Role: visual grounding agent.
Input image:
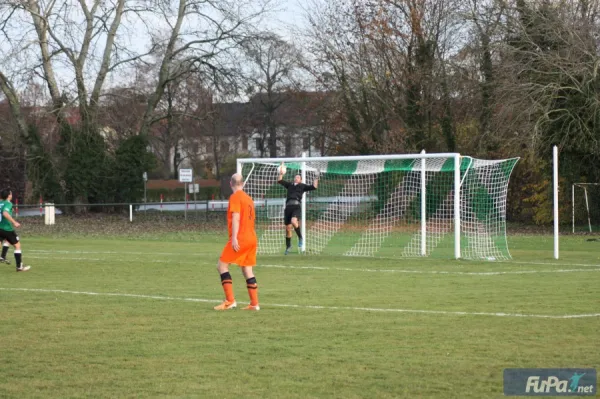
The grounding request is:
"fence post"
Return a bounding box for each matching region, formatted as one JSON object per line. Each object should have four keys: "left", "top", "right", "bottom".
{"left": 553, "top": 145, "right": 559, "bottom": 259}
{"left": 39, "top": 196, "right": 43, "bottom": 216}
{"left": 44, "top": 203, "right": 56, "bottom": 225}
{"left": 129, "top": 204, "right": 133, "bottom": 222}
{"left": 160, "top": 193, "right": 163, "bottom": 212}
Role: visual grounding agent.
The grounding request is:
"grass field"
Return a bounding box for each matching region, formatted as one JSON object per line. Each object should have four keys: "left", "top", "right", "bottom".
{"left": 1, "top": 226, "right": 599, "bottom": 398}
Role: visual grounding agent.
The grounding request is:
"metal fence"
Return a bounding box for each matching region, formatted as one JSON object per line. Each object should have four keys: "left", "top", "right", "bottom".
{"left": 14, "top": 200, "right": 229, "bottom": 222}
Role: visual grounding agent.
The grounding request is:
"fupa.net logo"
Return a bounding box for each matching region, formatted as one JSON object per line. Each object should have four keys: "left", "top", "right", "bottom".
{"left": 526, "top": 372, "right": 593, "bottom": 394}
{"left": 504, "top": 368, "right": 597, "bottom": 396}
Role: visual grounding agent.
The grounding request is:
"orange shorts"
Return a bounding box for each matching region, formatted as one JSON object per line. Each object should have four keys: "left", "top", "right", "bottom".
{"left": 219, "top": 239, "right": 257, "bottom": 267}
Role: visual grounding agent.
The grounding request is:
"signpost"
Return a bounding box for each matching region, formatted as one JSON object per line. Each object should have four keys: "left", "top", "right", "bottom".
{"left": 189, "top": 183, "right": 199, "bottom": 214}
{"left": 143, "top": 172, "right": 148, "bottom": 212}
{"left": 179, "top": 169, "right": 193, "bottom": 220}
{"left": 179, "top": 169, "right": 193, "bottom": 182}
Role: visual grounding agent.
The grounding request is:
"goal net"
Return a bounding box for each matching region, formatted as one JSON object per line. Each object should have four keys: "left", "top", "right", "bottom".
{"left": 572, "top": 183, "right": 600, "bottom": 233}
{"left": 238, "top": 153, "right": 519, "bottom": 260}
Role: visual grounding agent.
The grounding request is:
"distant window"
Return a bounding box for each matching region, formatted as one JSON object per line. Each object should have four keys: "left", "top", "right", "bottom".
{"left": 255, "top": 138, "right": 263, "bottom": 151}
{"left": 303, "top": 136, "right": 310, "bottom": 150}
{"left": 242, "top": 135, "right": 248, "bottom": 151}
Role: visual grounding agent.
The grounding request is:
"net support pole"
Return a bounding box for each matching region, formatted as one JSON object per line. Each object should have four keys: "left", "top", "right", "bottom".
{"left": 236, "top": 160, "right": 242, "bottom": 175}
{"left": 301, "top": 152, "right": 307, "bottom": 252}
{"left": 584, "top": 187, "right": 592, "bottom": 232}
{"left": 572, "top": 184, "right": 575, "bottom": 234}
{"left": 454, "top": 154, "right": 461, "bottom": 259}
{"left": 553, "top": 145, "right": 559, "bottom": 259}
{"left": 420, "top": 150, "right": 426, "bottom": 256}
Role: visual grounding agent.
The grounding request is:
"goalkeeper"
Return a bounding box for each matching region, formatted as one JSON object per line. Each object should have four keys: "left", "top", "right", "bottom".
{"left": 277, "top": 163, "right": 318, "bottom": 254}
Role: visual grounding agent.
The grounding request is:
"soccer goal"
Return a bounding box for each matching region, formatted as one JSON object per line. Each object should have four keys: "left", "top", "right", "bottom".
{"left": 238, "top": 153, "right": 519, "bottom": 260}
{"left": 572, "top": 183, "right": 600, "bottom": 233}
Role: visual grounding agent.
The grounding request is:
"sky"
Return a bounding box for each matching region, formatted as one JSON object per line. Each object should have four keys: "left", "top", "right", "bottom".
{"left": 264, "top": 0, "right": 312, "bottom": 42}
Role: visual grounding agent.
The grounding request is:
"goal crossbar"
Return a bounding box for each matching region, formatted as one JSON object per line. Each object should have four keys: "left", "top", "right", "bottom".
{"left": 237, "top": 153, "right": 462, "bottom": 166}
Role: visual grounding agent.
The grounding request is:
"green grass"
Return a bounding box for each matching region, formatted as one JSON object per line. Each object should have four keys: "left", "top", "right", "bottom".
{"left": 0, "top": 229, "right": 599, "bottom": 398}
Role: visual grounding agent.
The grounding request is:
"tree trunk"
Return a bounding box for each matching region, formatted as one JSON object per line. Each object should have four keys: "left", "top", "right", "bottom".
{"left": 139, "top": 0, "right": 186, "bottom": 136}
{"left": 0, "top": 72, "right": 31, "bottom": 145}
{"left": 268, "top": 123, "right": 277, "bottom": 157}
{"left": 26, "top": 0, "right": 67, "bottom": 124}
{"left": 479, "top": 34, "right": 495, "bottom": 152}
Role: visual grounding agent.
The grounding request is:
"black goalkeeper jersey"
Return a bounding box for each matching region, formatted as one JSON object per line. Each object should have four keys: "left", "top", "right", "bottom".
{"left": 278, "top": 180, "right": 316, "bottom": 204}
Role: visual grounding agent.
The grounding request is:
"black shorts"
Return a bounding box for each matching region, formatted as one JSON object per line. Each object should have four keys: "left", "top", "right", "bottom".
{"left": 0, "top": 229, "right": 19, "bottom": 245}
{"left": 284, "top": 205, "right": 301, "bottom": 225}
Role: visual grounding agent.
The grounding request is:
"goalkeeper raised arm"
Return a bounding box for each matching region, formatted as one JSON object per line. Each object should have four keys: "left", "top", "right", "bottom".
{"left": 277, "top": 163, "right": 318, "bottom": 255}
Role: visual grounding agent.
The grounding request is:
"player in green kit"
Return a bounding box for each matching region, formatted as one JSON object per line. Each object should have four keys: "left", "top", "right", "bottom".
{"left": 0, "top": 240, "right": 9, "bottom": 264}
{"left": 0, "top": 189, "right": 30, "bottom": 272}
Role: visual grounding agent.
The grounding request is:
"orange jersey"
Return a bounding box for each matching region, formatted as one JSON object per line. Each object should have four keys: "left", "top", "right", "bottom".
{"left": 227, "top": 190, "right": 257, "bottom": 242}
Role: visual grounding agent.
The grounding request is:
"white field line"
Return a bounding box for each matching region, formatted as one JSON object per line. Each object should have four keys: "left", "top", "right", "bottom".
{"left": 2, "top": 287, "right": 599, "bottom": 319}
{"left": 27, "top": 250, "right": 600, "bottom": 268}
{"left": 29, "top": 250, "right": 206, "bottom": 256}
{"left": 260, "top": 264, "right": 600, "bottom": 276}
{"left": 497, "top": 260, "right": 600, "bottom": 268}
{"left": 25, "top": 255, "right": 600, "bottom": 276}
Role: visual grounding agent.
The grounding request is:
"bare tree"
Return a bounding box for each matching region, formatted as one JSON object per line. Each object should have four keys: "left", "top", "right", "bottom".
{"left": 138, "top": 0, "right": 271, "bottom": 137}
{"left": 498, "top": 0, "right": 600, "bottom": 157}
{"left": 0, "top": 71, "right": 29, "bottom": 143}
{"left": 242, "top": 32, "right": 303, "bottom": 157}
{"left": 302, "top": 0, "right": 463, "bottom": 154}
{"left": 130, "top": 48, "right": 234, "bottom": 178}
{"left": 149, "top": 76, "right": 214, "bottom": 178}
{"left": 456, "top": 0, "right": 507, "bottom": 153}
{"left": 0, "top": 0, "right": 157, "bottom": 129}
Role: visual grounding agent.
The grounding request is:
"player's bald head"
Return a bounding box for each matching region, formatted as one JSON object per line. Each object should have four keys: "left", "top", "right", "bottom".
{"left": 230, "top": 173, "right": 244, "bottom": 188}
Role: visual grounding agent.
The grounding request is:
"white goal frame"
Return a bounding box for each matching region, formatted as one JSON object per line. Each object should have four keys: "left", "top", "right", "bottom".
{"left": 238, "top": 152, "right": 463, "bottom": 259}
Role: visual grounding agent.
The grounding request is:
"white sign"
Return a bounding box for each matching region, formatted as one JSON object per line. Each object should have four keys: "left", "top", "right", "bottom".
{"left": 188, "top": 184, "right": 199, "bottom": 193}
{"left": 179, "top": 169, "right": 193, "bottom": 183}
{"left": 143, "top": 172, "right": 148, "bottom": 182}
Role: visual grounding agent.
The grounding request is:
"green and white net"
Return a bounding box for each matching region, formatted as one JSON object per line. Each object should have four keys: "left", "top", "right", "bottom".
{"left": 239, "top": 155, "right": 519, "bottom": 260}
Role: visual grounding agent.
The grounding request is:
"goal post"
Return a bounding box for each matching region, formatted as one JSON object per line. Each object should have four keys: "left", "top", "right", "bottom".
{"left": 301, "top": 152, "right": 307, "bottom": 251}
{"left": 238, "top": 153, "right": 519, "bottom": 260}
